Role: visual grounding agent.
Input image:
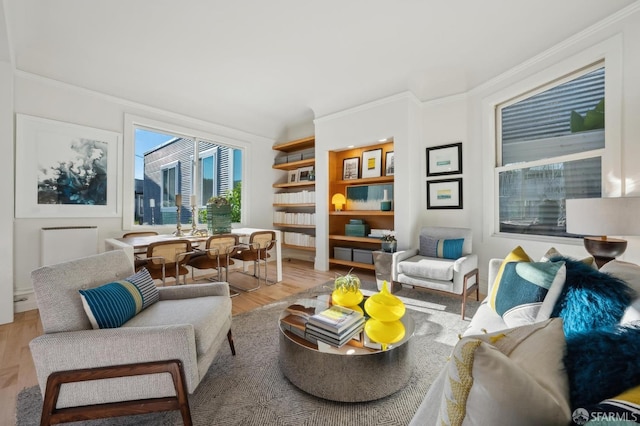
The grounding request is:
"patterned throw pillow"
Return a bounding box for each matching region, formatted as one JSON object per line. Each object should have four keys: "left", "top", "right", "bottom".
{"left": 488, "top": 246, "right": 532, "bottom": 312}
{"left": 436, "top": 319, "right": 570, "bottom": 426}
{"left": 79, "top": 268, "right": 158, "bottom": 329}
{"left": 419, "top": 236, "right": 464, "bottom": 260}
{"left": 494, "top": 261, "right": 566, "bottom": 328}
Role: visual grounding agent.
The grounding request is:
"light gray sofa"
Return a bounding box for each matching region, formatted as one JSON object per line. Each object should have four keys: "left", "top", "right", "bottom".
{"left": 409, "top": 257, "right": 640, "bottom": 425}
{"left": 29, "top": 250, "right": 234, "bottom": 410}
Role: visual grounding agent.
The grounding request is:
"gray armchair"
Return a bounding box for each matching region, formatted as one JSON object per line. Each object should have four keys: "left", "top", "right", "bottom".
{"left": 392, "top": 226, "right": 479, "bottom": 318}
{"left": 29, "top": 250, "right": 235, "bottom": 425}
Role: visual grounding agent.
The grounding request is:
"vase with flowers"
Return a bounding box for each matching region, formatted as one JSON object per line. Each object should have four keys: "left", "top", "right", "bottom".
{"left": 381, "top": 232, "right": 397, "bottom": 253}
{"left": 206, "top": 195, "right": 232, "bottom": 234}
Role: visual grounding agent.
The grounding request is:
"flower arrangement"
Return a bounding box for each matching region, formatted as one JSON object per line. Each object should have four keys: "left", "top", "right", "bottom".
{"left": 333, "top": 269, "right": 361, "bottom": 293}
{"left": 381, "top": 232, "right": 396, "bottom": 242}
{"left": 207, "top": 195, "right": 230, "bottom": 207}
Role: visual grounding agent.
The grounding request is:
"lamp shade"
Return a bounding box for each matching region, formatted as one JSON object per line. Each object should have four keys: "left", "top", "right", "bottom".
{"left": 566, "top": 197, "right": 640, "bottom": 236}
{"left": 331, "top": 193, "right": 346, "bottom": 211}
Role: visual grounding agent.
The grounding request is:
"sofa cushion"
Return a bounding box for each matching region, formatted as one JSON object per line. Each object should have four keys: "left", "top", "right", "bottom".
{"left": 540, "top": 247, "right": 597, "bottom": 269}
{"left": 564, "top": 323, "right": 640, "bottom": 410}
{"left": 488, "top": 246, "right": 532, "bottom": 312}
{"left": 78, "top": 268, "right": 159, "bottom": 329}
{"left": 436, "top": 319, "right": 570, "bottom": 426}
{"left": 419, "top": 236, "right": 464, "bottom": 260}
{"left": 397, "top": 255, "right": 455, "bottom": 281}
{"left": 124, "top": 296, "right": 231, "bottom": 356}
{"left": 547, "top": 257, "right": 634, "bottom": 337}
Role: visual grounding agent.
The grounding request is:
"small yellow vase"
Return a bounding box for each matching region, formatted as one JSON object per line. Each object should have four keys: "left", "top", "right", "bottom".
{"left": 364, "top": 280, "right": 405, "bottom": 322}
{"left": 331, "top": 289, "right": 364, "bottom": 308}
{"left": 365, "top": 318, "right": 405, "bottom": 345}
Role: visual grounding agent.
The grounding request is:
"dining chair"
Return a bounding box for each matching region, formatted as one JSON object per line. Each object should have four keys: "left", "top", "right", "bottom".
{"left": 231, "top": 231, "right": 277, "bottom": 289}
{"left": 138, "top": 240, "right": 193, "bottom": 285}
{"left": 188, "top": 234, "right": 240, "bottom": 283}
{"left": 122, "top": 231, "right": 159, "bottom": 260}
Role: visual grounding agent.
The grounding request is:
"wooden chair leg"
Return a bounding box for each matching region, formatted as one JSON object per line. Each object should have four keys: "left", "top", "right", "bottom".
{"left": 40, "top": 360, "right": 192, "bottom": 426}
{"left": 227, "top": 330, "right": 236, "bottom": 355}
{"left": 461, "top": 268, "right": 479, "bottom": 320}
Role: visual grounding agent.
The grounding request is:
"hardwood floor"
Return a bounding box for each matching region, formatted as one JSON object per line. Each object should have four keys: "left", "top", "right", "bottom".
{"left": 0, "top": 259, "right": 373, "bottom": 425}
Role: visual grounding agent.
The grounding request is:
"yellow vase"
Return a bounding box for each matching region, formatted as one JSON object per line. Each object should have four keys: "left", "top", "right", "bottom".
{"left": 331, "top": 289, "right": 364, "bottom": 308}
{"left": 365, "top": 318, "right": 405, "bottom": 345}
{"left": 364, "top": 280, "right": 405, "bottom": 322}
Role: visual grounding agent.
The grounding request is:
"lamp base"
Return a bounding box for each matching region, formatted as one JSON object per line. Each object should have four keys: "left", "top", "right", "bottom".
{"left": 583, "top": 236, "right": 627, "bottom": 268}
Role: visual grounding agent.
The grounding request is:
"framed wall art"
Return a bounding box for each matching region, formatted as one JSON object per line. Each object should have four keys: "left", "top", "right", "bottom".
{"left": 426, "top": 142, "right": 462, "bottom": 176}
{"left": 342, "top": 157, "right": 360, "bottom": 180}
{"left": 385, "top": 151, "right": 395, "bottom": 176}
{"left": 361, "top": 148, "right": 382, "bottom": 178}
{"left": 15, "top": 114, "right": 122, "bottom": 218}
{"left": 346, "top": 183, "right": 393, "bottom": 211}
{"left": 426, "top": 178, "right": 463, "bottom": 209}
{"left": 288, "top": 169, "right": 298, "bottom": 183}
{"left": 297, "top": 166, "right": 314, "bottom": 181}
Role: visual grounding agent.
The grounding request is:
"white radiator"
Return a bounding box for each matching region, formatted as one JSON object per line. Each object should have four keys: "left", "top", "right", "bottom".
{"left": 40, "top": 226, "right": 98, "bottom": 266}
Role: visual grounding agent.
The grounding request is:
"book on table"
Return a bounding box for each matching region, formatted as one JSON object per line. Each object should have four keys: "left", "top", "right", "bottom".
{"left": 305, "top": 318, "right": 365, "bottom": 347}
{"left": 307, "top": 305, "right": 364, "bottom": 334}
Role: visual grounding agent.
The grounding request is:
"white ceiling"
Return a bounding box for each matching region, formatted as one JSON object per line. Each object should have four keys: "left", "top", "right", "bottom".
{"left": 2, "top": 0, "right": 638, "bottom": 139}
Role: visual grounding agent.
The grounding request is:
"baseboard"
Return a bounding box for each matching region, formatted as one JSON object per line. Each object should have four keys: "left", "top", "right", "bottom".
{"left": 14, "top": 292, "right": 37, "bottom": 313}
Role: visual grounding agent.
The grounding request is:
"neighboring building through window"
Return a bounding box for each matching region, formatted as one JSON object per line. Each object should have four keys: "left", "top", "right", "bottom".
{"left": 134, "top": 128, "right": 242, "bottom": 226}
{"left": 496, "top": 63, "right": 604, "bottom": 237}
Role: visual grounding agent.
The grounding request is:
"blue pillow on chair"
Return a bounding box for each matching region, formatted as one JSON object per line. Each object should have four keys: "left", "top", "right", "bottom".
{"left": 419, "top": 236, "right": 464, "bottom": 260}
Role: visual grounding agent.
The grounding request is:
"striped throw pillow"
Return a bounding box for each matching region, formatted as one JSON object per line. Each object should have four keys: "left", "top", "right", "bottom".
{"left": 419, "top": 236, "right": 464, "bottom": 260}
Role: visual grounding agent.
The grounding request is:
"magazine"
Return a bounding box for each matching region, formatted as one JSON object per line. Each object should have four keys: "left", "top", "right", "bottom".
{"left": 307, "top": 305, "right": 364, "bottom": 333}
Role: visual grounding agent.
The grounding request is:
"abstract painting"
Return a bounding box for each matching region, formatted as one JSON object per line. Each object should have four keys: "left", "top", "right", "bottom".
{"left": 16, "top": 114, "right": 122, "bottom": 218}
{"left": 346, "top": 183, "right": 393, "bottom": 211}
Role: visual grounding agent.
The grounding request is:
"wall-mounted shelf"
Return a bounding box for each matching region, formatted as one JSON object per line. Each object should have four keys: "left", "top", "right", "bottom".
{"left": 273, "top": 182, "right": 316, "bottom": 189}
{"left": 329, "top": 210, "right": 394, "bottom": 216}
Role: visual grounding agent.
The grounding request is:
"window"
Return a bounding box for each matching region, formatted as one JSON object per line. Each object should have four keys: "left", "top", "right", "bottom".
{"left": 496, "top": 63, "right": 604, "bottom": 237}
{"left": 132, "top": 127, "right": 242, "bottom": 227}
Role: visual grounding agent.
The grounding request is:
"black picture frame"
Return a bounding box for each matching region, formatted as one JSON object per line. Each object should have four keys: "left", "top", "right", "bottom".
{"left": 361, "top": 148, "right": 382, "bottom": 178}
{"left": 385, "top": 151, "right": 394, "bottom": 176}
{"left": 426, "top": 142, "right": 462, "bottom": 177}
{"left": 426, "top": 178, "right": 463, "bottom": 209}
{"left": 342, "top": 157, "right": 360, "bottom": 180}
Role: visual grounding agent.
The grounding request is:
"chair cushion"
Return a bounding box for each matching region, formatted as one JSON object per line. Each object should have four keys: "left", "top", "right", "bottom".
{"left": 436, "top": 319, "right": 570, "bottom": 425}
{"left": 397, "top": 255, "right": 455, "bottom": 281}
{"left": 488, "top": 246, "right": 532, "bottom": 312}
{"left": 419, "top": 236, "right": 464, "bottom": 260}
{"left": 78, "top": 268, "right": 159, "bottom": 329}
{"left": 124, "top": 296, "right": 232, "bottom": 356}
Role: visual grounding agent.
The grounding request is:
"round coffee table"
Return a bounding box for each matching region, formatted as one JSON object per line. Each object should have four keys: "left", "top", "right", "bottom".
{"left": 278, "top": 295, "right": 415, "bottom": 402}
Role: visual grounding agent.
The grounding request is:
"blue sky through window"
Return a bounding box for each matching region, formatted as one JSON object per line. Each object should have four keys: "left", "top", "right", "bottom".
{"left": 134, "top": 128, "right": 174, "bottom": 180}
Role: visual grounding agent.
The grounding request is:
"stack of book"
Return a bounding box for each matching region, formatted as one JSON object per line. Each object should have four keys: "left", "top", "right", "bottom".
{"left": 305, "top": 305, "right": 365, "bottom": 348}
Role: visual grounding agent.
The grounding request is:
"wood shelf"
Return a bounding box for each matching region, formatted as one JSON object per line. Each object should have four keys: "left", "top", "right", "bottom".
{"left": 273, "top": 182, "right": 316, "bottom": 189}
{"left": 282, "top": 244, "right": 315, "bottom": 251}
{"left": 272, "top": 136, "right": 315, "bottom": 153}
{"left": 272, "top": 158, "right": 315, "bottom": 171}
{"left": 273, "top": 203, "right": 315, "bottom": 207}
{"left": 329, "top": 235, "right": 381, "bottom": 244}
{"left": 329, "top": 258, "right": 375, "bottom": 271}
{"left": 336, "top": 175, "right": 394, "bottom": 185}
{"left": 329, "top": 210, "right": 394, "bottom": 216}
{"left": 273, "top": 223, "right": 316, "bottom": 229}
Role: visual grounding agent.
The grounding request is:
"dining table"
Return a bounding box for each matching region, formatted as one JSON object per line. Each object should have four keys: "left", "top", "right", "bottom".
{"left": 104, "top": 227, "right": 283, "bottom": 282}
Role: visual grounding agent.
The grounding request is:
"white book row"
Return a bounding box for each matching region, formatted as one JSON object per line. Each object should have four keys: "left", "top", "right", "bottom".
{"left": 283, "top": 232, "right": 316, "bottom": 248}
{"left": 274, "top": 191, "right": 316, "bottom": 204}
{"left": 273, "top": 212, "right": 316, "bottom": 225}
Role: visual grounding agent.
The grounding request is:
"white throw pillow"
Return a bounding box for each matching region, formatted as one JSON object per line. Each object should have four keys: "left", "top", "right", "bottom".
{"left": 436, "top": 318, "right": 570, "bottom": 426}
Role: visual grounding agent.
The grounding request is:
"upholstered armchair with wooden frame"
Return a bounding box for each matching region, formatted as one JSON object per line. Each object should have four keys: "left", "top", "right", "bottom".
{"left": 231, "top": 230, "right": 277, "bottom": 290}
{"left": 392, "top": 226, "right": 479, "bottom": 319}
{"left": 29, "top": 250, "right": 235, "bottom": 425}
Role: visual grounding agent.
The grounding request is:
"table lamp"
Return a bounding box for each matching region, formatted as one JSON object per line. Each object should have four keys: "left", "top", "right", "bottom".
{"left": 332, "top": 193, "right": 346, "bottom": 211}
{"left": 566, "top": 197, "right": 640, "bottom": 268}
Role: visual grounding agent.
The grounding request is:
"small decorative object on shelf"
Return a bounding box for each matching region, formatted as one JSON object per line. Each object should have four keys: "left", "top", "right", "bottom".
{"left": 364, "top": 280, "right": 406, "bottom": 350}
{"left": 332, "top": 269, "right": 364, "bottom": 310}
{"left": 380, "top": 232, "right": 397, "bottom": 253}
{"left": 206, "top": 195, "right": 232, "bottom": 234}
{"left": 380, "top": 188, "right": 392, "bottom": 211}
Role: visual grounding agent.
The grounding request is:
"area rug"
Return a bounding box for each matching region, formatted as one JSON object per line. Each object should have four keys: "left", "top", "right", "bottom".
{"left": 16, "top": 282, "right": 479, "bottom": 426}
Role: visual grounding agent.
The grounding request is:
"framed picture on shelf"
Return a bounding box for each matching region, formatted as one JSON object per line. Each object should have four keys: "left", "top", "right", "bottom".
{"left": 288, "top": 169, "right": 298, "bottom": 183}
{"left": 361, "top": 148, "right": 382, "bottom": 178}
{"left": 426, "top": 178, "right": 463, "bottom": 209}
{"left": 342, "top": 157, "right": 360, "bottom": 180}
{"left": 426, "top": 142, "right": 462, "bottom": 176}
{"left": 385, "top": 151, "right": 395, "bottom": 176}
{"left": 297, "top": 166, "right": 314, "bottom": 181}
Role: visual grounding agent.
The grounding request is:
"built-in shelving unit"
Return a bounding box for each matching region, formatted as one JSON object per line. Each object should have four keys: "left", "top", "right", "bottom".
{"left": 272, "top": 136, "right": 316, "bottom": 251}
{"left": 328, "top": 140, "right": 394, "bottom": 270}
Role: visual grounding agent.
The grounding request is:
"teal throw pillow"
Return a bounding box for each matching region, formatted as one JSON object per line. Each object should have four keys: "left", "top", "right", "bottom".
{"left": 79, "top": 268, "right": 158, "bottom": 329}
{"left": 495, "top": 261, "right": 566, "bottom": 328}
{"left": 419, "top": 236, "right": 464, "bottom": 260}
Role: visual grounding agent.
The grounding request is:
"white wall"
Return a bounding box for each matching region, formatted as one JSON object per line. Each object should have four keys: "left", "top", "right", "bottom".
{"left": 10, "top": 73, "right": 274, "bottom": 315}
{"left": 0, "top": 61, "right": 14, "bottom": 324}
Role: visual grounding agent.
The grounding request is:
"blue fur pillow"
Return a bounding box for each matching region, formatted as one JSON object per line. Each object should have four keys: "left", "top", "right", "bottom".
{"left": 564, "top": 324, "right": 640, "bottom": 409}
{"left": 550, "top": 257, "right": 633, "bottom": 337}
